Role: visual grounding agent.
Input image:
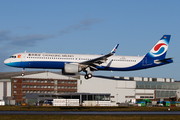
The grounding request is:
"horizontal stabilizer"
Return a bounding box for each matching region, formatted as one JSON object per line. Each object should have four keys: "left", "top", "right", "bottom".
{"left": 155, "top": 58, "right": 173, "bottom": 63}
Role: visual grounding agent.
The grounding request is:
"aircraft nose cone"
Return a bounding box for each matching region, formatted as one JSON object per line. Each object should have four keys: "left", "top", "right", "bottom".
{"left": 4, "top": 59, "right": 10, "bottom": 65}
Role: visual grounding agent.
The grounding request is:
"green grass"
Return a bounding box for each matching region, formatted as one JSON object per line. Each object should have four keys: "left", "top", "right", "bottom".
{"left": 0, "top": 115, "right": 180, "bottom": 120}
{"left": 0, "top": 106, "right": 179, "bottom": 111}
{"left": 0, "top": 106, "right": 180, "bottom": 120}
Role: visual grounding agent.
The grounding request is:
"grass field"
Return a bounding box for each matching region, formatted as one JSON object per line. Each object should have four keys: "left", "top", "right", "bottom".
{"left": 0, "top": 115, "right": 180, "bottom": 120}
{"left": 0, "top": 106, "right": 180, "bottom": 120}
{"left": 0, "top": 106, "right": 179, "bottom": 111}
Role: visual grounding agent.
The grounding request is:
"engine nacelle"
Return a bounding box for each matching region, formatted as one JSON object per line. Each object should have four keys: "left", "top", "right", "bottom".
{"left": 64, "top": 64, "right": 82, "bottom": 73}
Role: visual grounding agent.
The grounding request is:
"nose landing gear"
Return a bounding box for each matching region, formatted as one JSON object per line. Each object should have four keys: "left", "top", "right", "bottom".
{"left": 21, "top": 68, "right": 25, "bottom": 76}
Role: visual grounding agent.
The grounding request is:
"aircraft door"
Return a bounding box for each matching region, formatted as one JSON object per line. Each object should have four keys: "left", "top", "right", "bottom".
{"left": 20, "top": 54, "right": 26, "bottom": 67}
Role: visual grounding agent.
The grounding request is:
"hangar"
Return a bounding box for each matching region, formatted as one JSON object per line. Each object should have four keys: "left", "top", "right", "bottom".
{"left": 77, "top": 75, "right": 177, "bottom": 104}
{"left": 0, "top": 71, "right": 179, "bottom": 105}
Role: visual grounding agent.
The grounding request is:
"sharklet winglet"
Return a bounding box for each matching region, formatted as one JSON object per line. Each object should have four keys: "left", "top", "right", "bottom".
{"left": 111, "top": 44, "right": 119, "bottom": 54}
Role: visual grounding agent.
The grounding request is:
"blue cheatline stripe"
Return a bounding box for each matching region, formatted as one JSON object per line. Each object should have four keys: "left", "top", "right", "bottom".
{"left": 5, "top": 61, "right": 66, "bottom": 69}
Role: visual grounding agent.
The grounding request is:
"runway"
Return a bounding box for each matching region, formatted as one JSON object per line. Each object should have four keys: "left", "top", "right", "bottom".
{"left": 0, "top": 111, "right": 180, "bottom": 115}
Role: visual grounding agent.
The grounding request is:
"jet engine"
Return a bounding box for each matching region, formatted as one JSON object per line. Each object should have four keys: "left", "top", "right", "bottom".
{"left": 64, "top": 64, "right": 82, "bottom": 74}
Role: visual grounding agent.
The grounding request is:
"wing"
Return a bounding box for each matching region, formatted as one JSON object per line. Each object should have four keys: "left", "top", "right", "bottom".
{"left": 79, "top": 44, "right": 119, "bottom": 70}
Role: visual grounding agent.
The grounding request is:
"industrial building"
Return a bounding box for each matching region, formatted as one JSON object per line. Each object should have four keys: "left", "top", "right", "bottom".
{"left": 78, "top": 75, "right": 177, "bottom": 105}
{"left": 26, "top": 93, "right": 110, "bottom": 106}
{"left": 0, "top": 79, "right": 11, "bottom": 100}
{"left": 12, "top": 72, "right": 77, "bottom": 103}
{"left": 0, "top": 71, "right": 179, "bottom": 105}
{"left": 0, "top": 71, "right": 43, "bottom": 105}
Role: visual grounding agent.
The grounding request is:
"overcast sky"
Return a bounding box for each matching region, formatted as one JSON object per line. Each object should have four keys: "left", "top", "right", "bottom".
{"left": 1, "top": 0, "right": 180, "bottom": 80}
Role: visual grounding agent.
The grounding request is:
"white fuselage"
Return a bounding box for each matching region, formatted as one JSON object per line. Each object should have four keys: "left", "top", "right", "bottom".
{"left": 4, "top": 52, "right": 145, "bottom": 71}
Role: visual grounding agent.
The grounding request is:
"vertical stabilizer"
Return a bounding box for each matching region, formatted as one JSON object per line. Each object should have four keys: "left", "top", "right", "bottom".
{"left": 145, "top": 35, "right": 171, "bottom": 60}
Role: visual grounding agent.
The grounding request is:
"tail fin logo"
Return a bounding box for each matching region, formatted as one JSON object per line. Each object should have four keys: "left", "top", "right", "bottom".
{"left": 150, "top": 40, "right": 168, "bottom": 57}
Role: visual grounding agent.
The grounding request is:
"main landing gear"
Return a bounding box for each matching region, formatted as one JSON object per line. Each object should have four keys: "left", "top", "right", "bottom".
{"left": 84, "top": 73, "right": 92, "bottom": 79}
{"left": 84, "top": 67, "right": 93, "bottom": 79}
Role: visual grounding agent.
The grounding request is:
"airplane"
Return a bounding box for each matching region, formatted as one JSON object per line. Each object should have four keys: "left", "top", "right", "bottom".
{"left": 4, "top": 35, "right": 173, "bottom": 79}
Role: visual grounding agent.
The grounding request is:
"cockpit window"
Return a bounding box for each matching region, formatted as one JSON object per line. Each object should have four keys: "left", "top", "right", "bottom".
{"left": 9, "top": 56, "right": 16, "bottom": 58}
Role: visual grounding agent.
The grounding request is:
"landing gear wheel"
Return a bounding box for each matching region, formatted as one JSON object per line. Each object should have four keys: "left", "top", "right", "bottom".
{"left": 84, "top": 73, "right": 92, "bottom": 80}
{"left": 84, "top": 75, "right": 89, "bottom": 79}
{"left": 88, "top": 73, "right": 92, "bottom": 78}
{"left": 22, "top": 68, "right": 25, "bottom": 76}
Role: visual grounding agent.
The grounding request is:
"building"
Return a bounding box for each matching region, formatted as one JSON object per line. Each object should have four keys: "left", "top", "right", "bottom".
{"left": 12, "top": 71, "right": 77, "bottom": 103}
{"left": 0, "top": 79, "right": 11, "bottom": 100}
{"left": 26, "top": 93, "right": 110, "bottom": 105}
{"left": 0, "top": 71, "right": 44, "bottom": 104}
{"left": 78, "top": 75, "right": 177, "bottom": 104}
{"left": 0, "top": 71, "right": 179, "bottom": 105}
